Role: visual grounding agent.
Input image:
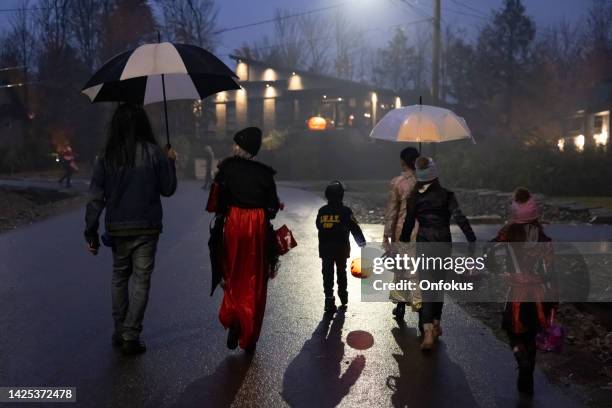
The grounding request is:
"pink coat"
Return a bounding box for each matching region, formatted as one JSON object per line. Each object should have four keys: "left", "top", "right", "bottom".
{"left": 384, "top": 170, "right": 416, "bottom": 242}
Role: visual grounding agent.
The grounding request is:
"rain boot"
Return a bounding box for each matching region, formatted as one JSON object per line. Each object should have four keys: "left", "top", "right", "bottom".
{"left": 324, "top": 297, "right": 337, "bottom": 314}
{"left": 392, "top": 302, "right": 406, "bottom": 320}
{"left": 433, "top": 319, "right": 443, "bottom": 340}
{"left": 420, "top": 323, "right": 435, "bottom": 351}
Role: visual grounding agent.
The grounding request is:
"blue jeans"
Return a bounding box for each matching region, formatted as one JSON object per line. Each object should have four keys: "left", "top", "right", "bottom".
{"left": 111, "top": 235, "right": 159, "bottom": 341}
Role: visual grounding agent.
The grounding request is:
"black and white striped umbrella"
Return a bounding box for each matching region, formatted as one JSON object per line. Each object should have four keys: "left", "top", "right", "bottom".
{"left": 82, "top": 41, "right": 240, "bottom": 144}
{"left": 82, "top": 42, "right": 239, "bottom": 104}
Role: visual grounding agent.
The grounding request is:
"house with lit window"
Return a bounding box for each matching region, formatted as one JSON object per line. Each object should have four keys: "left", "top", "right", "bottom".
{"left": 209, "top": 55, "right": 416, "bottom": 139}
{"left": 559, "top": 78, "right": 611, "bottom": 152}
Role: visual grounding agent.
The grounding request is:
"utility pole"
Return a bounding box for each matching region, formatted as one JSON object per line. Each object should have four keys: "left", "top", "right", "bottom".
{"left": 431, "top": 0, "right": 441, "bottom": 157}
{"left": 432, "top": 0, "right": 441, "bottom": 106}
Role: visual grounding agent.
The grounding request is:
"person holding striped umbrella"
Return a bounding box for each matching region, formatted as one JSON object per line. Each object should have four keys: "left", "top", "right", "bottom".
{"left": 82, "top": 39, "right": 239, "bottom": 355}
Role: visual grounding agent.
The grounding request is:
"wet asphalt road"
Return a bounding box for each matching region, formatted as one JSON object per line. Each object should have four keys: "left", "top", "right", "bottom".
{"left": 0, "top": 181, "right": 584, "bottom": 408}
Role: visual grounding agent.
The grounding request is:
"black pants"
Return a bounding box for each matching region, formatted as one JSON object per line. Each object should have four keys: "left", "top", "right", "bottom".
{"left": 507, "top": 331, "right": 537, "bottom": 355}
{"left": 58, "top": 164, "right": 73, "bottom": 187}
{"left": 419, "top": 301, "right": 444, "bottom": 327}
{"left": 321, "top": 256, "right": 348, "bottom": 299}
{"left": 507, "top": 330, "right": 537, "bottom": 373}
{"left": 418, "top": 255, "right": 448, "bottom": 327}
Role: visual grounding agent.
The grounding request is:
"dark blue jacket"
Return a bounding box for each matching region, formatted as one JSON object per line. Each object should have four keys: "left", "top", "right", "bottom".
{"left": 84, "top": 143, "right": 177, "bottom": 240}
{"left": 316, "top": 202, "right": 366, "bottom": 259}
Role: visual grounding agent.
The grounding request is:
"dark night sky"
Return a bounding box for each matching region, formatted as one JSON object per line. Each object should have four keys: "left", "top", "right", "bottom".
{"left": 0, "top": 0, "right": 594, "bottom": 58}
{"left": 217, "top": 0, "right": 591, "bottom": 53}
{"left": 216, "top": 0, "right": 591, "bottom": 56}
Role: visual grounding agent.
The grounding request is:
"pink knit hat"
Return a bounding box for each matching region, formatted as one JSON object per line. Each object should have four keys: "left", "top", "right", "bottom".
{"left": 510, "top": 197, "right": 540, "bottom": 224}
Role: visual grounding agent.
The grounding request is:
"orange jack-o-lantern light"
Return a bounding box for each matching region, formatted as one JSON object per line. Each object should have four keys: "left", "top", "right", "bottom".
{"left": 351, "top": 257, "right": 368, "bottom": 279}
{"left": 307, "top": 116, "right": 327, "bottom": 131}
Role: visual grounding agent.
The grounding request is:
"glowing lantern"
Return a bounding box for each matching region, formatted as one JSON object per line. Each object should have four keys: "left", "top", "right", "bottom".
{"left": 351, "top": 257, "right": 369, "bottom": 279}
{"left": 307, "top": 116, "right": 327, "bottom": 131}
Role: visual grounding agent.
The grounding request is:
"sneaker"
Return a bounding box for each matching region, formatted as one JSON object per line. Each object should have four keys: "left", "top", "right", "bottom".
{"left": 227, "top": 323, "right": 240, "bottom": 350}
{"left": 324, "top": 297, "right": 337, "bottom": 314}
{"left": 122, "top": 339, "right": 146, "bottom": 356}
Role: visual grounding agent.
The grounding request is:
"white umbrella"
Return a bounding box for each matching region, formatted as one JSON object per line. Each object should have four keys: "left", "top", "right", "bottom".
{"left": 369, "top": 104, "right": 474, "bottom": 150}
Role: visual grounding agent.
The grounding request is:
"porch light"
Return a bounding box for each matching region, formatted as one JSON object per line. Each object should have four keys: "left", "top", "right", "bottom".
{"left": 557, "top": 138, "right": 565, "bottom": 152}
{"left": 574, "top": 134, "right": 585, "bottom": 152}
{"left": 594, "top": 131, "right": 608, "bottom": 146}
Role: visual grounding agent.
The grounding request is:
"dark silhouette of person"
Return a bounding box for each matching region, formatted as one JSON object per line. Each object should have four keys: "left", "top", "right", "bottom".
{"left": 84, "top": 103, "right": 177, "bottom": 356}
{"left": 388, "top": 322, "right": 477, "bottom": 408}
{"left": 58, "top": 144, "right": 76, "bottom": 188}
{"left": 174, "top": 355, "right": 252, "bottom": 408}
{"left": 316, "top": 181, "right": 366, "bottom": 313}
{"left": 282, "top": 309, "right": 365, "bottom": 407}
{"left": 201, "top": 145, "right": 215, "bottom": 190}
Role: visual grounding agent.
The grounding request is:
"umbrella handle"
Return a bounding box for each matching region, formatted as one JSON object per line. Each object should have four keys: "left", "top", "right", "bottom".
{"left": 161, "top": 73, "right": 170, "bottom": 146}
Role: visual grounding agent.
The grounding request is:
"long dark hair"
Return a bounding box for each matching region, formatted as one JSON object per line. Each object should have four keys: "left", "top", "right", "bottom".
{"left": 104, "top": 103, "right": 157, "bottom": 168}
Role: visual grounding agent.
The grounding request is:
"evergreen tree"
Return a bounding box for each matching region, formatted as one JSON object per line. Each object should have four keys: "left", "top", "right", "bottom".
{"left": 372, "top": 28, "right": 416, "bottom": 91}
{"left": 476, "top": 0, "right": 535, "bottom": 126}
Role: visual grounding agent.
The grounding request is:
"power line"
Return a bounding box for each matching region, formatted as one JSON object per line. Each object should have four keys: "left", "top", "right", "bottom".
{"left": 449, "top": 0, "right": 488, "bottom": 18}
{"left": 212, "top": 2, "right": 348, "bottom": 35}
{"left": 217, "top": 17, "right": 433, "bottom": 58}
{"left": 439, "top": 2, "right": 588, "bottom": 49}
{"left": 394, "top": 0, "right": 434, "bottom": 20}
{"left": 444, "top": 6, "right": 488, "bottom": 20}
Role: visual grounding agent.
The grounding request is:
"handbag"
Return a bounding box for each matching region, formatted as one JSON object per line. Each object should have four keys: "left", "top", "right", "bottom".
{"left": 536, "top": 308, "right": 564, "bottom": 352}
{"left": 274, "top": 224, "right": 297, "bottom": 255}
